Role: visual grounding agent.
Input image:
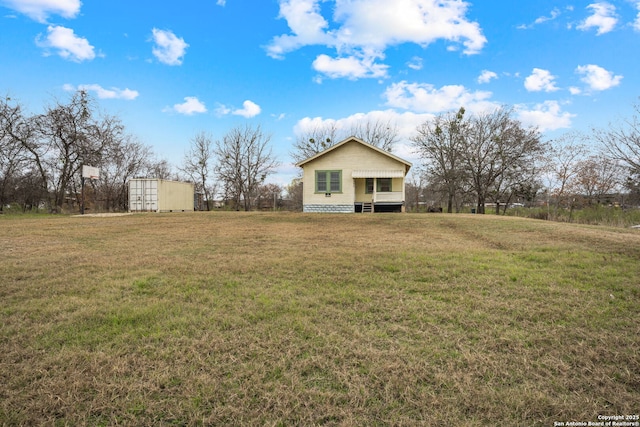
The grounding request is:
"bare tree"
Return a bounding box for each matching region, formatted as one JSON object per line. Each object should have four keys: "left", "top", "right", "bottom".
{"left": 96, "top": 135, "right": 153, "bottom": 211}
{"left": 291, "top": 122, "right": 339, "bottom": 164}
{"left": 461, "top": 107, "right": 542, "bottom": 214}
{"left": 572, "top": 156, "right": 622, "bottom": 205}
{"left": 348, "top": 119, "right": 399, "bottom": 151}
{"left": 0, "top": 97, "right": 49, "bottom": 211}
{"left": 593, "top": 102, "right": 640, "bottom": 177}
{"left": 592, "top": 102, "right": 640, "bottom": 205}
{"left": 403, "top": 170, "right": 428, "bottom": 212}
{"left": 31, "top": 91, "right": 95, "bottom": 211}
{"left": 1, "top": 92, "right": 149, "bottom": 213}
{"left": 490, "top": 130, "right": 548, "bottom": 215}
{"left": 256, "top": 183, "right": 283, "bottom": 210}
{"left": 12, "top": 90, "right": 127, "bottom": 213}
{"left": 181, "top": 132, "right": 215, "bottom": 210}
{"left": 0, "top": 97, "right": 29, "bottom": 211}
{"left": 545, "top": 132, "right": 590, "bottom": 216}
{"left": 491, "top": 159, "right": 544, "bottom": 214}
{"left": 412, "top": 107, "right": 468, "bottom": 213}
{"left": 13, "top": 167, "right": 46, "bottom": 211}
{"left": 291, "top": 118, "right": 399, "bottom": 163}
{"left": 284, "top": 178, "right": 303, "bottom": 211}
{"left": 215, "top": 125, "right": 278, "bottom": 211}
{"left": 146, "top": 158, "right": 175, "bottom": 180}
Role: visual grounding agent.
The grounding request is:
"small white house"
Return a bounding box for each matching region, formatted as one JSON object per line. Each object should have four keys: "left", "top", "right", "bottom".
{"left": 296, "top": 136, "right": 412, "bottom": 213}
{"left": 128, "top": 179, "right": 194, "bottom": 212}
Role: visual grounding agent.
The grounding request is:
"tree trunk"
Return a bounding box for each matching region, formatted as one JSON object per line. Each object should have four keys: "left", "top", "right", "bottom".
{"left": 476, "top": 195, "right": 485, "bottom": 214}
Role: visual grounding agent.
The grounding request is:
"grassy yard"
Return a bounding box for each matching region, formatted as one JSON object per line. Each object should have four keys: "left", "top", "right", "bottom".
{"left": 1, "top": 212, "right": 638, "bottom": 426}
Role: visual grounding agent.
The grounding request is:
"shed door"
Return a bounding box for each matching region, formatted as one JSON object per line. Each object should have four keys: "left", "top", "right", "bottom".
{"left": 130, "top": 180, "right": 158, "bottom": 212}
{"left": 129, "top": 181, "right": 142, "bottom": 212}
{"left": 143, "top": 180, "right": 158, "bottom": 211}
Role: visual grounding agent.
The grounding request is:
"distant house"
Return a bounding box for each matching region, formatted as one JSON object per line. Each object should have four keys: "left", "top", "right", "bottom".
{"left": 295, "top": 136, "right": 412, "bottom": 213}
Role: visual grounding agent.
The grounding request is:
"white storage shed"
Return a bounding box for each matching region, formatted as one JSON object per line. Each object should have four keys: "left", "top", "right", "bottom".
{"left": 129, "top": 179, "right": 195, "bottom": 212}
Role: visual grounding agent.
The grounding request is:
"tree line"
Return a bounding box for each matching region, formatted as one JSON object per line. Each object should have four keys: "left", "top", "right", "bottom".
{"left": 409, "top": 105, "right": 640, "bottom": 216}
{"left": 0, "top": 92, "right": 279, "bottom": 213}
{"left": 0, "top": 91, "right": 155, "bottom": 213}
{"left": 2, "top": 91, "right": 639, "bottom": 214}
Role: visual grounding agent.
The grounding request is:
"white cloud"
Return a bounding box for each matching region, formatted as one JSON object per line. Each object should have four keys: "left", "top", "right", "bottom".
{"left": 293, "top": 116, "right": 337, "bottom": 136}
{"left": 569, "top": 86, "right": 582, "bottom": 95}
{"left": 407, "top": 56, "right": 423, "bottom": 71}
{"left": 516, "top": 101, "right": 575, "bottom": 132}
{"left": 266, "top": 0, "right": 331, "bottom": 59}
{"left": 524, "top": 68, "right": 559, "bottom": 92}
{"left": 575, "top": 64, "right": 622, "bottom": 91}
{"left": 232, "top": 100, "right": 262, "bottom": 118}
{"left": 634, "top": 2, "right": 640, "bottom": 31}
{"left": 477, "top": 70, "right": 497, "bottom": 84}
{"left": 331, "top": 0, "right": 486, "bottom": 54}
{"left": 216, "top": 0, "right": 226, "bottom": 5}
{"left": 36, "top": 25, "right": 96, "bottom": 62}
{"left": 266, "top": 0, "right": 486, "bottom": 79}
{"left": 215, "top": 104, "right": 231, "bottom": 116}
{"left": 383, "top": 81, "right": 496, "bottom": 114}
{"left": 165, "top": 97, "right": 207, "bottom": 115}
{"left": 1, "top": 0, "right": 80, "bottom": 22}
{"left": 151, "top": 29, "right": 188, "bottom": 66}
{"left": 294, "top": 102, "right": 573, "bottom": 165}
{"left": 535, "top": 8, "right": 561, "bottom": 25}
{"left": 63, "top": 84, "right": 139, "bottom": 100}
{"left": 294, "top": 109, "right": 435, "bottom": 163}
{"left": 215, "top": 100, "right": 262, "bottom": 118}
{"left": 312, "top": 53, "right": 389, "bottom": 80}
{"left": 577, "top": 2, "right": 617, "bottom": 35}
{"left": 518, "top": 8, "right": 561, "bottom": 29}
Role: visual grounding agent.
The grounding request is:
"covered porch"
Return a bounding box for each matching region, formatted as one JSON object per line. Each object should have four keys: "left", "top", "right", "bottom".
{"left": 352, "top": 170, "right": 406, "bottom": 213}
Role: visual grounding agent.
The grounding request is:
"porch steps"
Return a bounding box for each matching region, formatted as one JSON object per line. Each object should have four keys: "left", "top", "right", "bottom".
{"left": 362, "top": 202, "right": 373, "bottom": 213}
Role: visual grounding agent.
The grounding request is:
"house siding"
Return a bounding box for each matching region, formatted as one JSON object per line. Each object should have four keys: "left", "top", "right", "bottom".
{"left": 301, "top": 140, "right": 407, "bottom": 210}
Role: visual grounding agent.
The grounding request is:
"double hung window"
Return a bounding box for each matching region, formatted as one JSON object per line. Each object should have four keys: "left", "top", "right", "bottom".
{"left": 365, "top": 178, "right": 392, "bottom": 193}
{"left": 377, "top": 178, "right": 392, "bottom": 192}
{"left": 365, "top": 178, "right": 374, "bottom": 194}
{"left": 316, "top": 170, "right": 342, "bottom": 193}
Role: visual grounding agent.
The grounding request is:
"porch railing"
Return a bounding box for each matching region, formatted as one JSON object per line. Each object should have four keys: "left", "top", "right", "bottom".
{"left": 373, "top": 192, "right": 403, "bottom": 203}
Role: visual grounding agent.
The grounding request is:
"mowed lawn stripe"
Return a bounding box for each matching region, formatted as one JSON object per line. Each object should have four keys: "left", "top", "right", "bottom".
{"left": 1, "top": 212, "right": 638, "bottom": 426}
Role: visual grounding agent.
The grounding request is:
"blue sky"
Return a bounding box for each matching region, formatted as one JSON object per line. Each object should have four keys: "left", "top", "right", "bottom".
{"left": 1, "top": 0, "right": 639, "bottom": 186}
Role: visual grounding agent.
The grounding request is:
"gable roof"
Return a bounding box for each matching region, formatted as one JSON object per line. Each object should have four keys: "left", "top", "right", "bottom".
{"left": 295, "top": 136, "right": 412, "bottom": 171}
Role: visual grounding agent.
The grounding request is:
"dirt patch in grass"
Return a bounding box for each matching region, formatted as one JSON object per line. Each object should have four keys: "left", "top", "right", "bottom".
{"left": 1, "top": 212, "right": 638, "bottom": 425}
{"left": 71, "top": 213, "right": 134, "bottom": 218}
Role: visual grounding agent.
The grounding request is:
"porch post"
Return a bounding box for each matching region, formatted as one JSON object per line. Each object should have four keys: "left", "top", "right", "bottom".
{"left": 372, "top": 178, "right": 377, "bottom": 203}
{"left": 402, "top": 174, "right": 406, "bottom": 212}
{"left": 372, "top": 178, "right": 376, "bottom": 213}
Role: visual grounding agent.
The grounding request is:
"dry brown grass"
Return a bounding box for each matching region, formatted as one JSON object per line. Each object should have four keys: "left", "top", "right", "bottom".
{"left": 1, "top": 212, "right": 639, "bottom": 426}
